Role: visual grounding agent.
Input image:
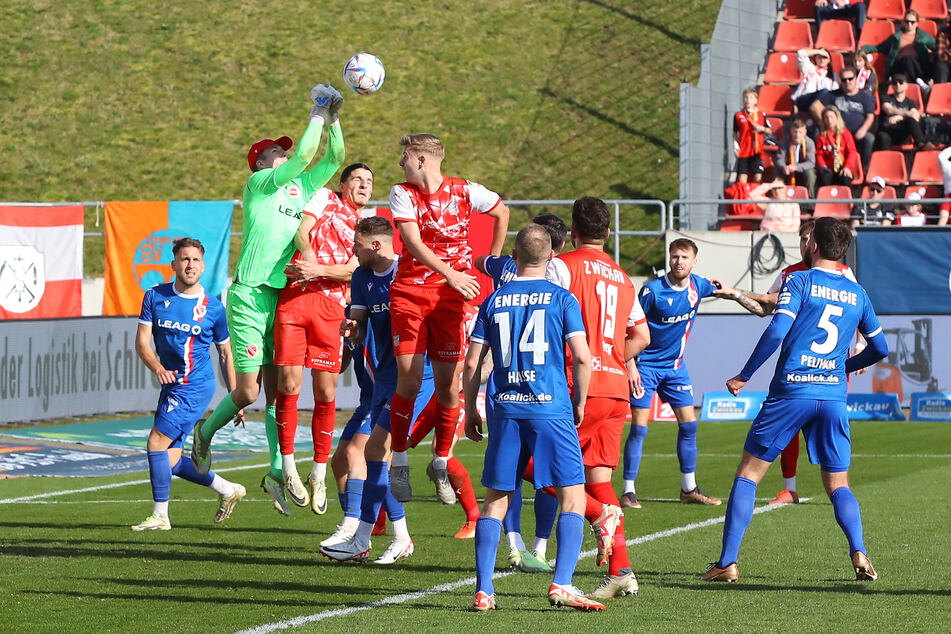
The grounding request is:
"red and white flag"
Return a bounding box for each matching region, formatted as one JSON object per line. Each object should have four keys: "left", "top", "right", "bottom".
{"left": 0, "top": 205, "right": 83, "bottom": 319}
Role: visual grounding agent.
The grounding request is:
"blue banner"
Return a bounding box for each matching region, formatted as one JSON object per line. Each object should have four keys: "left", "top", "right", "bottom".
{"left": 846, "top": 393, "right": 905, "bottom": 420}
{"left": 168, "top": 201, "right": 233, "bottom": 299}
{"left": 856, "top": 230, "right": 951, "bottom": 314}
{"left": 910, "top": 392, "right": 951, "bottom": 421}
{"left": 700, "top": 391, "right": 767, "bottom": 421}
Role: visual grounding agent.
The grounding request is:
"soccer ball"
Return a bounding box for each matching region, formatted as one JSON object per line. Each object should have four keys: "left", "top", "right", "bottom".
{"left": 343, "top": 53, "right": 385, "bottom": 95}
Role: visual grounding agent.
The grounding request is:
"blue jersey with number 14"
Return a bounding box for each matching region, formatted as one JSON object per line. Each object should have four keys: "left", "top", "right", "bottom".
{"left": 770, "top": 268, "right": 882, "bottom": 400}
{"left": 471, "top": 277, "right": 586, "bottom": 419}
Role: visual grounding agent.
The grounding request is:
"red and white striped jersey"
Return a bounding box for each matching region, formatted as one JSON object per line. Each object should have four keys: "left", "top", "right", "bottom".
{"left": 389, "top": 177, "right": 501, "bottom": 285}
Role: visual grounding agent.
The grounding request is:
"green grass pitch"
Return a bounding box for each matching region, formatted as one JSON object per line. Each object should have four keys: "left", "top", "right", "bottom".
{"left": 2, "top": 420, "right": 950, "bottom": 632}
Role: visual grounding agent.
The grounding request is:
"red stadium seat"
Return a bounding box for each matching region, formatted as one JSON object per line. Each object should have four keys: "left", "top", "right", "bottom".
{"left": 868, "top": 52, "right": 887, "bottom": 85}
{"left": 851, "top": 159, "right": 865, "bottom": 185}
{"left": 784, "top": 0, "right": 816, "bottom": 20}
{"left": 904, "top": 183, "right": 942, "bottom": 199}
{"left": 774, "top": 21, "right": 814, "bottom": 52}
{"left": 887, "top": 81, "right": 925, "bottom": 111}
{"left": 816, "top": 20, "right": 857, "bottom": 52}
{"left": 909, "top": 150, "right": 943, "bottom": 183}
{"left": 858, "top": 20, "right": 896, "bottom": 49}
{"left": 785, "top": 185, "right": 811, "bottom": 201}
{"left": 867, "top": 150, "right": 909, "bottom": 184}
{"left": 909, "top": 0, "right": 948, "bottom": 20}
{"left": 919, "top": 19, "right": 938, "bottom": 38}
{"left": 867, "top": 0, "right": 907, "bottom": 20}
{"left": 829, "top": 50, "right": 846, "bottom": 76}
{"left": 767, "top": 117, "right": 786, "bottom": 144}
{"left": 758, "top": 85, "right": 794, "bottom": 116}
{"left": 925, "top": 82, "right": 951, "bottom": 116}
{"left": 861, "top": 184, "right": 897, "bottom": 199}
{"left": 765, "top": 52, "right": 803, "bottom": 84}
{"left": 814, "top": 185, "right": 853, "bottom": 218}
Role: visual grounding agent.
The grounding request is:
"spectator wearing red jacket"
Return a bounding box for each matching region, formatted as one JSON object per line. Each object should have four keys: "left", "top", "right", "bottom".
{"left": 816, "top": 105, "right": 859, "bottom": 187}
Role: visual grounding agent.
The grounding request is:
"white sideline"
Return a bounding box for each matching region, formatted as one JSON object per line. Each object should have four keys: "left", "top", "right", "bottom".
{"left": 236, "top": 499, "right": 808, "bottom": 634}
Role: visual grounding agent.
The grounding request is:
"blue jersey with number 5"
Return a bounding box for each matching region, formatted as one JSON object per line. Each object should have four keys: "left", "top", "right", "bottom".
{"left": 770, "top": 268, "right": 882, "bottom": 400}
{"left": 471, "top": 277, "right": 586, "bottom": 419}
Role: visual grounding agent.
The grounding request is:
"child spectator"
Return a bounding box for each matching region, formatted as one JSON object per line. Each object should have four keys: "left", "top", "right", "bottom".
{"left": 733, "top": 89, "right": 770, "bottom": 183}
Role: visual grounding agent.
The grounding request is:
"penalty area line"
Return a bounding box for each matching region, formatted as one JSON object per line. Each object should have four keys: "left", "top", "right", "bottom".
{"left": 237, "top": 498, "right": 808, "bottom": 634}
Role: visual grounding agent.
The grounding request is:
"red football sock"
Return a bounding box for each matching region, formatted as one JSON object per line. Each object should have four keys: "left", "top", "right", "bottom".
{"left": 311, "top": 399, "right": 335, "bottom": 463}
{"left": 275, "top": 391, "right": 299, "bottom": 455}
{"left": 780, "top": 433, "right": 800, "bottom": 480}
{"left": 373, "top": 507, "right": 387, "bottom": 534}
{"left": 586, "top": 480, "right": 630, "bottom": 575}
{"left": 432, "top": 404, "right": 459, "bottom": 458}
{"left": 389, "top": 392, "right": 414, "bottom": 453}
{"left": 583, "top": 492, "right": 605, "bottom": 523}
{"left": 408, "top": 396, "right": 438, "bottom": 448}
{"left": 447, "top": 456, "right": 479, "bottom": 521}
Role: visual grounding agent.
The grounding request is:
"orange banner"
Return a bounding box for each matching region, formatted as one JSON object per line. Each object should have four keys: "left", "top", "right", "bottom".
{"left": 103, "top": 201, "right": 169, "bottom": 315}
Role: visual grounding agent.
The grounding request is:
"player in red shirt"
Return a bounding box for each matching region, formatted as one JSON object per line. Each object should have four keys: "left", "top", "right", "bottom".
{"left": 385, "top": 134, "right": 509, "bottom": 503}
{"left": 713, "top": 219, "right": 865, "bottom": 506}
{"left": 733, "top": 89, "right": 770, "bottom": 183}
{"left": 548, "top": 197, "right": 651, "bottom": 599}
{"left": 273, "top": 164, "right": 374, "bottom": 514}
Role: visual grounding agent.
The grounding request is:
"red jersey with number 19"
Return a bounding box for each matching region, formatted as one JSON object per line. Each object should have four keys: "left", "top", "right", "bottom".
{"left": 549, "top": 248, "right": 645, "bottom": 399}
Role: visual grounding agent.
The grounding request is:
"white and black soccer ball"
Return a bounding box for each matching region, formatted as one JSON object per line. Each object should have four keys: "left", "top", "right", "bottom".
{"left": 343, "top": 53, "right": 385, "bottom": 95}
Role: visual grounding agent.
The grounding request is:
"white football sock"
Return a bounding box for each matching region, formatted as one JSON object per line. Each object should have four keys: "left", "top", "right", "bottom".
{"left": 682, "top": 472, "right": 697, "bottom": 492}
{"left": 431, "top": 455, "right": 448, "bottom": 470}
{"left": 154, "top": 501, "right": 169, "bottom": 517}
{"left": 209, "top": 475, "right": 235, "bottom": 497}
{"left": 506, "top": 531, "right": 526, "bottom": 551}
{"left": 281, "top": 454, "right": 297, "bottom": 477}
{"left": 391, "top": 451, "right": 409, "bottom": 468}
{"left": 783, "top": 476, "right": 797, "bottom": 492}
{"left": 312, "top": 461, "right": 327, "bottom": 481}
{"left": 391, "top": 517, "right": 410, "bottom": 540}
{"left": 623, "top": 479, "right": 637, "bottom": 495}
{"left": 341, "top": 515, "right": 359, "bottom": 531}
{"left": 532, "top": 537, "right": 548, "bottom": 557}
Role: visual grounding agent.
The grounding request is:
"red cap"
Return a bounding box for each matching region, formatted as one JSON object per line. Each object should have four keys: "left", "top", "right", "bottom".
{"left": 247, "top": 136, "right": 293, "bottom": 171}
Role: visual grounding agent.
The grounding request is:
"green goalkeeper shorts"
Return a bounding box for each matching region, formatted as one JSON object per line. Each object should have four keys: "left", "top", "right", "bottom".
{"left": 227, "top": 282, "right": 280, "bottom": 372}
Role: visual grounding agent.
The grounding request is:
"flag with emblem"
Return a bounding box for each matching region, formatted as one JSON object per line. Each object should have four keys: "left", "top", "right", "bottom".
{"left": 0, "top": 205, "right": 83, "bottom": 319}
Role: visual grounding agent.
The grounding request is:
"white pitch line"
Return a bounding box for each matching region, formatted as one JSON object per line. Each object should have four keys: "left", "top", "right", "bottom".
{"left": 237, "top": 498, "right": 807, "bottom": 634}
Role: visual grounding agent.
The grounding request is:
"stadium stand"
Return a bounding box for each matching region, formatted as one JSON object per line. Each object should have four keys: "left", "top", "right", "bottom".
{"left": 858, "top": 20, "right": 896, "bottom": 48}
{"left": 867, "top": 150, "right": 909, "bottom": 184}
{"left": 765, "top": 52, "right": 804, "bottom": 84}
{"left": 909, "top": 0, "right": 948, "bottom": 20}
{"left": 909, "top": 149, "right": 943, "bottom": 183}
{"left": 758, "top": 84, "right": 795, "bottom": 116}
{"left": 774, "top": 21, "right": 814, "bottom": 51}
{"left": 816, "top": 19, "right": 858, "bottom": 51}
{"left": 785, "top": 0, "right": 817, "bottom": 21}
{"left": 866, "top": 0, "right": 907, "bottom": 21}
{"left": 925, "top": 82, "right": 951, "bottom": 115}
{"left": 814, "top": 184, "right": 854, "bottom": 218}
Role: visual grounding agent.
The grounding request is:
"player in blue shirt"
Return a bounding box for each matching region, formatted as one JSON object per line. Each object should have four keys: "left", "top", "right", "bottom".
{"left": 464, "top": 224, "right": 604, "bottom": 612}
{"left": 701, "top": 218, "right": 888, "bottom": 583}
{"left": 132, "top": 238, "right": 245, "bottom": 531}
{"left": 622, "top": 238, "right": 723, "bottom": 508}
{"left": 474, "top": 213, "right": 567, "bottom": 572}
{"left": 320, "top": 216, "right": 435, "bottom": 565}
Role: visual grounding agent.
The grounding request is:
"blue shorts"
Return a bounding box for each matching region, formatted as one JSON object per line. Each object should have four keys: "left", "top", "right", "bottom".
{"left": 481, "top": 417, "right": 585, "bottom": 491}
{"left": 630, "top": 365, "right": 694, "bottom": 410}
{"left": 340, "top": 392, "right": 373, "bottom": 441}
{"left": 744, "top": 397, "right": 852, "bottom": 472}
{"left": 153, "top": 381, "right": 215, "bottom": 449}
{"left": 368, "top": 377, "right": 436, "bottom": 434}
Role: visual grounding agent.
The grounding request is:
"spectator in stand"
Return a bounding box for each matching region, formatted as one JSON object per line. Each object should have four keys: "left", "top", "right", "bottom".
{"left": 851, "top": 176, "right": 895, "bottom": 227}
{"left": 937, "top": 147, "right": 951, "bottom": 225}
{"left": 816, "top": 105, "right": 860, "bottom": 187}
{"left": 750, "top": 179, "right": 801, "bottom": 233}
{"left": 815, "top": 1, "right": 866, "bottom": 40}
{"left": 775, "top": 119, "right": 817, "bottom": 198}
{"left": 848, "top": 50, "right": 878, "bottom": 94}
{"left": 894, "top": 192, "right": 928, "bottom": 225}
{"left": 733, "top": 89, "right": 770, "bottom": 183}
{"left": 793, "top": 49, "right": 838, "bottom": 123}
{"left": 935, "top": 21, "right": 951, "bottom": 84}
{"left": 877, "top": 74, "right": 931, "bottom": 151}
{"left": 862, "top": 10, "right": 936, "bottom": 86}
{"left": 815, "top": 66, "right": 876, "bottom": 171}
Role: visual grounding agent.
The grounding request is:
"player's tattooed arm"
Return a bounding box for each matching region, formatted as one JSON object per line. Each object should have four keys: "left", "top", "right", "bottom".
{"left": 712, "top": 279, "right": 772, "bottom": 317}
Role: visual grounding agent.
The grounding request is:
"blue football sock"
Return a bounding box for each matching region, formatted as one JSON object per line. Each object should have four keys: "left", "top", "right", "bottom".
{"left": 830, "top": 486, "right": 866, "bottom": 556}
{"left": 552, "top": 512, "right": 585, "bottom": 585}
{"left": 360, "top": 461, "right": 387, "bottom": 524}
{"left": 344, "top": 478, "right": 364, "bottom": 519}
{"left": 623, "top": 425, "right": 649, "bottom": 481}
{"left": 171, "top": 455, "right": 214, "bottom": 487}
{"left": 677, "top": 420, "right": 699, "bottom": 474}
{"left": 338, "top": 491, "right": 348, "bottom": 514}
{"left": 383, "top": 484, "right": 406, "bottom": 522}
{"left": 534, "top": 490, "right": 558, "bottom": 540}
{"left": 719, "top": 477, "right": 757, "bottom": 566}
{"left": 475, "top": 516, "right": 503, "bottom": 595}
{"left": 503, "top": 485, "right": 523, "bottom": 535}
{"left": 147, "top": 450, "right": 172, "bottom": 503}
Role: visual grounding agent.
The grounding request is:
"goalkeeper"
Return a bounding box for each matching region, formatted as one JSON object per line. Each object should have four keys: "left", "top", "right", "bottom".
{"left": 191, "top": 83, "right": 345, "bottom": 516}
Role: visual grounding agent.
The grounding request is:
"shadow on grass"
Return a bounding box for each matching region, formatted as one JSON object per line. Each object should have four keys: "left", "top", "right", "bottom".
{"left": 579, "top": 0, "right": 705, "bottom": 48}
{"left": 0, "top": 520, "right": 316, "bottom": 536}
{"left": 18, "top": 588, "right": 361, "bottom": 608}
{"left": 662, "top": 579, "right": 951, "bottom": 597}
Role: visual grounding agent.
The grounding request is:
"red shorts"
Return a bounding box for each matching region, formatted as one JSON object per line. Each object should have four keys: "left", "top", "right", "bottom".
{"left": 576, "top": 397, "right": 629, "bottom": 469}
{"left": 389, "top": 282, "right": 467, "bottom": 362}
{"left": 274, "top": 290, "right": 344, "bottom": 371}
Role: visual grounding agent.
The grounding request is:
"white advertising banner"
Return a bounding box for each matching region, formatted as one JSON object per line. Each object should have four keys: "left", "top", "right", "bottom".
{"left": 0, "top": 317, "right": 360, "bottom": 423}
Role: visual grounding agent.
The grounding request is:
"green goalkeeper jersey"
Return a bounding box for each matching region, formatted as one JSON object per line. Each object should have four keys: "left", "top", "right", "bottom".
{"left": 235, "top": 120, "right": 345, "bottom": 289}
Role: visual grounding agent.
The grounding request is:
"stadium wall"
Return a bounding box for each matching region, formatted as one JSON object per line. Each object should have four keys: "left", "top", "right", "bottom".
{"left": 679, "top": 0, "right": 778, "bottom": 230}
{"left": 0, "top": 317, "right": 361, "bottom": 423}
